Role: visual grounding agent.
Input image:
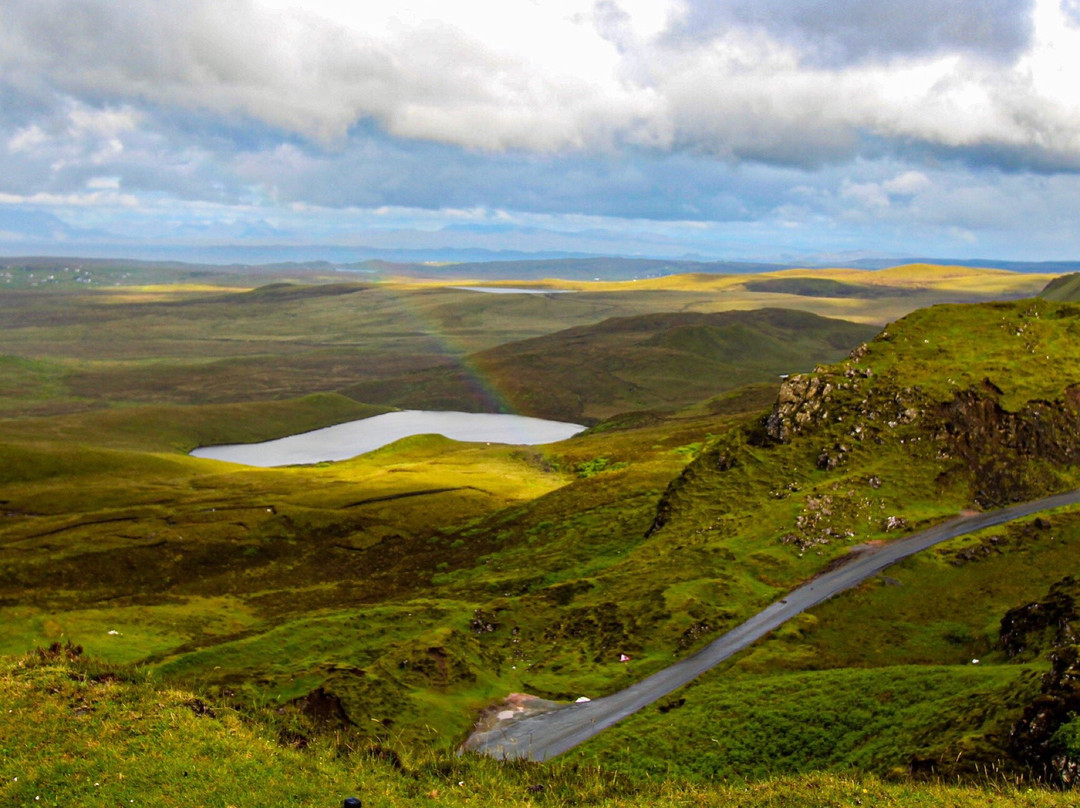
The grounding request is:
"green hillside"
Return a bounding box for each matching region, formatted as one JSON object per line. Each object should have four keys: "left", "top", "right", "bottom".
{"left": 573, "top": 297, "right": 1080, "bottom": 781}
{"left": 344, "top": 308, "right": 878, "bottom": 422}
{"left": 1041, "top": 272, "right": 1080, "bottom": 301}
{"left": 5, "top": 299, "right": 1080, "bottom": 773}
{"left": 742, "top": 276, "right": 914, "bottom": 298}
{"left": 5, "top": 271, "right": 1080, "bottom": 800}
{"left": 0, "top": 265, "right": 1048, "bottom": 420}
{"left": 8, "top": 654, "right": 1073, "bottom": 808}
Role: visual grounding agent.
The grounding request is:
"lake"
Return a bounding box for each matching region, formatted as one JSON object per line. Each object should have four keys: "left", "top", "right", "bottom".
{"left": 190, "top": 410, "right": 587, "bottom": 467}
{"left": 449, "top": 286, "right": 575, "bottom": 294}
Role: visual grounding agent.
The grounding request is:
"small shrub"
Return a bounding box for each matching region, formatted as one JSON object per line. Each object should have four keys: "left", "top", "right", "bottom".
{"left": 575, "top": 457, "right": 628, "bottom": 478}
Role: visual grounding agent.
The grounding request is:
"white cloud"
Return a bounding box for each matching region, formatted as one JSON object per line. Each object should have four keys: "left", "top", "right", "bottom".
{"left": 0, "top": 190, "right": 139, "bottom": 207}
{"left": 68, "top": 106, "right": 140, "bottom": 139}
{"left": 1, "top": 0, "right": 1074, "bottom": 166}
{"left": 5, "top": 1, "right": 1080, "bottom": 262}
{"left": 883, "top": 171, "right": 932, "bottom": 195}
{"left": 86, "top": 176, "right": 120, "bottom": 190}
{"left": 8, "top": 124, "right": 46, "bottom": 153}
{"left": 841, "top": 180, "right": 890, "bottom": 209}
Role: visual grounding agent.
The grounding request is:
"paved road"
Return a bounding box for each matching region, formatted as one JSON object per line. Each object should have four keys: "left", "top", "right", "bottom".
{"left": 464, "top": 488, "right": 1080, "bottom": 761}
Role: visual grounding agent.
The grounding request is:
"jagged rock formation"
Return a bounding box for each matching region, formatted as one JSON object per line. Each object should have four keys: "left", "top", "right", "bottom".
{"left": 761, "top": 313, "right": 1080, "bottom": 508}
{"left": 764, "top": 371, "right": 839, "bottom": 443}
{"left": 999, "top": 578, "right": 1080, "bottom": 785}
{"left": 1000, "top": 577, "right": 1080, "bottom": 661}
{"left": 764, "top": 369, "right": 1080, "bottom": 508}
{"left": 938, "top": 386, "right": 1080, "bottom": 506}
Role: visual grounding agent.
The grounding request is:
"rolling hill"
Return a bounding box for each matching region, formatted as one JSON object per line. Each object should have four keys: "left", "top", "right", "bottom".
{"left": 1041, "top": 271, "right": 1080, "bottom": 301}
{"left": 343, "top": 308, "right": 879, "bottom": 422}
{"left": 5, "top": 266, "right": 1080, "bottom": 801}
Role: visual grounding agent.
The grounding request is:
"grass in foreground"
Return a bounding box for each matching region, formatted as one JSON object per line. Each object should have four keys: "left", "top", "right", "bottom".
{"left": 1, "top": 652, "right": 1074, "bottom": 808}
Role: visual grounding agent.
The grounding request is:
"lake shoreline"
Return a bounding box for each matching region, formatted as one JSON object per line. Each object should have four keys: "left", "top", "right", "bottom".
{"left": 190, "top": 409, "right": 586, "bottom": 467}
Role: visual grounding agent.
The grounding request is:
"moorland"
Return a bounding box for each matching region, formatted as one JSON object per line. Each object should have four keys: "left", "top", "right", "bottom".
{"left": 4, "top": 258, "right": 1080, "bottom": 807}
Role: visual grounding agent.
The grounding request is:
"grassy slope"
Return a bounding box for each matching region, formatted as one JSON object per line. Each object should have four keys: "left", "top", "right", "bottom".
{"left": 2, "top": 271, "right": 1078, "bottom": 792}
{"left": 0, "top": 265, "right": 1049, "bottom": 419}
{"left": 0, "top": 366, "right": 782, "bottom": 748}
{"left": 343, "top": 308, "right": 879, "bottom": 422}
{"left": 1041, "top": 272, "right": 1080, "bottom": 301}
{"left": 0, "top": 381, "right": 758, "bottom": 741}
{"left": 570, "top": 298, "right": 1080, "bottom": 778}
{"left": 86, "top": 299, "right": 1080, "bottom": 765}
{"left": 3, "top": 653, "right": 1074, "bottom": 808}
{"left": 577, "top": 512, "right": 1080, "bottom": 781}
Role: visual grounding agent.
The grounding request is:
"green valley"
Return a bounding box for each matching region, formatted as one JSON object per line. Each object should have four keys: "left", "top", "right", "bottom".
{"left": 3, "top": 261, "right": 1080, "bottom": 806}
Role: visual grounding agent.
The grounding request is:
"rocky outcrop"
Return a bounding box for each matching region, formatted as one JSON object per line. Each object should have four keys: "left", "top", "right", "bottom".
{"left": 1008, "top": 646, "right": 1080, "bottom": 785}
{"left": 936, "top": 385, "right": 1080, "bottom": 507}
{"left": 999, "top": 577, "right": 1080, "bottom": 661}
{"left": 762, "top": 345, "right": 1080, "bottom": 508}
{"left": 764, "top": 372, "right": 836, "bottom": 443}
{"left": 1000, "top": 578, "right": 1080, "bottom": 785}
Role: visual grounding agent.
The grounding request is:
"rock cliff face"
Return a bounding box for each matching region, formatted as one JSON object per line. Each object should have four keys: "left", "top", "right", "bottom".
{"left": 763, "top": 351, "right": 920, "bottom": 447}
{"left": 999, "top": 578, "right": 1080, "bottom": 785}
{"left": 761, "top": 344, "right": 1080, "bottom": 508}
{"left": 999, "top": 577, "right": 1080, "bottom": 661}
{"left": 936, "top": 385, "right": 1080, "bottom": 506}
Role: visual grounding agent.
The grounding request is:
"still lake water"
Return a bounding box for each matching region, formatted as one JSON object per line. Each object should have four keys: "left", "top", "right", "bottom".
{"left": 190, "top": 410, "right": 586, "bottom": 467}
{"left": 449, "top": 286, "right": 575, "bottom": 294}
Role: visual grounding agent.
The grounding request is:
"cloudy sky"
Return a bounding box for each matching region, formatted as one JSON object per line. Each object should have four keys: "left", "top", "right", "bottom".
{"left": 3, "top": 0, "right": 1080, "bottom": 262}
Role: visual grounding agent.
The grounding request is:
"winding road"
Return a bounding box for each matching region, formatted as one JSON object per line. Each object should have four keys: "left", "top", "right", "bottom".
{"left": 463, "top": 488, "right": 1080, "bottom": 762}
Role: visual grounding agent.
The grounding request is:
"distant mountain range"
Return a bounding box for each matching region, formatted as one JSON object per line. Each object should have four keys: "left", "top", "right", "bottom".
{"left": 3, "top": 249, "right": 1080, "bottom": 282}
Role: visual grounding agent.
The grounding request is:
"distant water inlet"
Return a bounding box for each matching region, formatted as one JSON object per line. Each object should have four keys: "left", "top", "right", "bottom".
{"left": 449, "top": 286, "right": 575, "bottom": 294}
{"left": 190, "top": 410, "right": 586, "bottom": 467}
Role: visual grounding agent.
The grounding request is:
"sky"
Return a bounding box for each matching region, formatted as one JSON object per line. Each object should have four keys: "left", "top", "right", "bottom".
{"left": 3, "top": 0, "right": 1080, "bottom": 263}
